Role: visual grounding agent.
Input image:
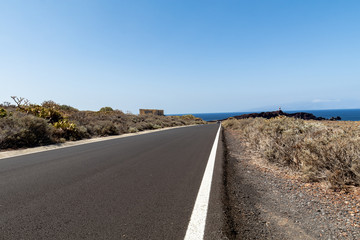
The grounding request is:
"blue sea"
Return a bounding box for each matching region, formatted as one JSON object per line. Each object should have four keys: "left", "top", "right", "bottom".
{"left": 169, "top": 109, "right": 360, "bottom": 122}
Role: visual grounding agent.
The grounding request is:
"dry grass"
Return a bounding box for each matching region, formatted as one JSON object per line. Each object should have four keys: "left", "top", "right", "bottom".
{"left": 222, "top": 117, "right": 360, "bottom": 189}
{"left": 0, "top": 99, "right": 206, "bottom": 150}
{"left": 0, "top": 112, "right": 55, "bottom": 149}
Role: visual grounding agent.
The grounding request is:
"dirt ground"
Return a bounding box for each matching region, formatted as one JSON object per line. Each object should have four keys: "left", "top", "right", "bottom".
{"left": 223, "top": 129, "right": 360, "bottom": 240}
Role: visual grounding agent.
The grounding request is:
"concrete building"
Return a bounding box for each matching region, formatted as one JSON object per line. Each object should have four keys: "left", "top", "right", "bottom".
{"left": 139, "top": 109, "right": 164, "bottom": 116}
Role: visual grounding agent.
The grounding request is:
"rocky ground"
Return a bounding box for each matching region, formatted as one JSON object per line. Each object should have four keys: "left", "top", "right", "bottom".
{"left": 223, "top": 129, "right": 360, "bottom": 240}
{"left": 229, "top": 110, "right": 340, "bottom": 121}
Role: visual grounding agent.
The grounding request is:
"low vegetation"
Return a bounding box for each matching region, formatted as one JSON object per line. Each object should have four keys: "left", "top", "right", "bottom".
{"left": 222, "top": 116, "right": 360, "bottom": 189}
{"left": 0, "top": 97, "right": 205, "bottom": 150}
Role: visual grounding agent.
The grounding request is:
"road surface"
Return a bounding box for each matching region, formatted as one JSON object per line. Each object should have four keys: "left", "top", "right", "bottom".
{"left": 0, "top": 124, "right": 225, "bottom": 239}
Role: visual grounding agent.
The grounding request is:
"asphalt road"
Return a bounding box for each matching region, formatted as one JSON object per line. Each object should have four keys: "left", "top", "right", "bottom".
{"left": 0, "top": 124, "right": 223, "bottom": 239}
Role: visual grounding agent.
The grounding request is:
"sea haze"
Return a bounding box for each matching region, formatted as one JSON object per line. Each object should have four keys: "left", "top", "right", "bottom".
{"left": 169, "top": 109, "right": 360, "bottom": 122}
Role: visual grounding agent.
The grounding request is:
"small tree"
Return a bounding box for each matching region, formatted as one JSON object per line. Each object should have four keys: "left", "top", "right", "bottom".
{"left": 11, "top": 96, "right": 30, "bottom": 109}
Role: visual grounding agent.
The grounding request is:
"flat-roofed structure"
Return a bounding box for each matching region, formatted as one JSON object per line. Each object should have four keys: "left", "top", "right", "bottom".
{"left": 139, "top": 109, "right": 164, "bottom": 116}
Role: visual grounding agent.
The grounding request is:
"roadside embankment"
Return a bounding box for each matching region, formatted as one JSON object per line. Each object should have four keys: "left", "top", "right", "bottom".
{"left": 222, "top": 117, "right": 360, "bottom": 189}
{"left": 222, "top": 117, "right": 360, "bottom": 239}
{"left": 0, "top": 99, "right": 205, "bottom": 151}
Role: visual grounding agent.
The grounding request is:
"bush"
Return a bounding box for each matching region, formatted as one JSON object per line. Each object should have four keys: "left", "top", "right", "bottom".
{"left": 0, "top": 108, "right": 7, "bottom": 118}
{"left": 99, "top": 107, "right": 114, "bottom": 112}
{"left": 59, "top": 105, "right": 79, "bottom": 112}
{"left": 53, "top": 119, "right": 88, "bottom": 140}
{"left": 180, "top": 115, "right": 203, "bottom": 122}
{"left": 0, "top": 112, "right": 55, "bottom": 149}
{"left": 222, "top": 117, "right": 360, "bottom": 188}
{"left": 21, "top": 105, "right": 63, "bottom": 124}
{"left": 42, "top": 100, "right": 79, "bottom": 113}
{"left": 91, "top": 121, "right": 119, "bottom": 136}
{"left": 41, "top": 100, "right": 60, "bottom": 109}
{"left": 1, "top": 97, "right": 207, "bottom": 150}
{"left": 128, "top": 127, "right": 139, "bottom": 133}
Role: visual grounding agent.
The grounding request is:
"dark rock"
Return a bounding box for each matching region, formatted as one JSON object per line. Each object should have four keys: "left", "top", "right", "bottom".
{"left": 227, "top": 110, "right": 341, "bottom": 121}
{"left": 329, "top": 116, "right": 342, "bottom": 121}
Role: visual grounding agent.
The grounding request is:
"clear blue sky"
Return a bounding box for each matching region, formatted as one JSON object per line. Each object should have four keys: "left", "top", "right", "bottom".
{"left": 1, "top": 0, "right": 360, "bottom": 114}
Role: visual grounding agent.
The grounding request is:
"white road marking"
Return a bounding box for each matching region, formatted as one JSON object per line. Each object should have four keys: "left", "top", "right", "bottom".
{"left": 184, "top": 124, "right": 221, "bottom": 240}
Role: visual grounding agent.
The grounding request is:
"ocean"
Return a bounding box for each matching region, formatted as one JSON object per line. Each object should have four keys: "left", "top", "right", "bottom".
{"left": 169, "top": 109, "right": 360, "bottom": 122}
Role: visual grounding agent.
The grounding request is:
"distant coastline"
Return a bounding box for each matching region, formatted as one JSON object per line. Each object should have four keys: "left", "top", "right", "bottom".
{"left": 169, "top": 109, "right": 360, "bottom": 121}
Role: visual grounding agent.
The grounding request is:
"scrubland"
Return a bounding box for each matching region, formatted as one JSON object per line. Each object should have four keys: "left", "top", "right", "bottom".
{"left": 222, "top": 117, "right": 360, "bottom": 189}
{"left": 0, "top": 97, "right": 205, "bottom": 150}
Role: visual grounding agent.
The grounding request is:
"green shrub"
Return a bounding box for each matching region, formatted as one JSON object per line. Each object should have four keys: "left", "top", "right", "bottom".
{"left": 99, "top": 107, "right": 114, "bottom": 112}
{"left": 128, "top": 127, "right": 139, "bottom": 133}
{"left": 0, "top": 108, "right": 7, "bottom": 118}
{"left": 53, "top": 119, "right": 88, "bottom": 140}
{"left": 53, "top": 119, "right": 77, "bottom": 131}
{"left": 21, "top": 105, "right": 63, "bottom": 124}
{"left": 152, "top": 124, "right": 162, "bottom": 129}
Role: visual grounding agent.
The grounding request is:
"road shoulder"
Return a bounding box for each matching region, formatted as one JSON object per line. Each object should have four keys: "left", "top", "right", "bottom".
{"left": 204, "top": 127, "right": 229, "bottom": 239}
{"left": 223, "top": 129, "right": 360, "bottom": 239}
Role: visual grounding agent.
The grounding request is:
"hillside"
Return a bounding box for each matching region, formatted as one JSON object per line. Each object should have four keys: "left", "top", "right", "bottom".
{"left": 0, "top": 97, "right": 205, "bottom": 150}
{"left": 222, "top": 117, "right": 360, "bottom": 239}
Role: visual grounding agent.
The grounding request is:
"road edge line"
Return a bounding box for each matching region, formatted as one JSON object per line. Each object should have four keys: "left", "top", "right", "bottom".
{"left": 184, "top": 124, "right": 221, "bottom": 240}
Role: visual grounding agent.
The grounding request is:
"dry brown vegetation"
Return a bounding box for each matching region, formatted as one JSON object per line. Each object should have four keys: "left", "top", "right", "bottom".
{"left": 222, "top": 116, "right": 360, "bottom": 189}
{"left": 0, "top": 98, "right": 205, "bottom": 150}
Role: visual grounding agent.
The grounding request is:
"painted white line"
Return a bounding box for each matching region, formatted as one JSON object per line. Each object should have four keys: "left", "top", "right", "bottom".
{"left": 184, "top": 124, "right": 221, "bottom": 240}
